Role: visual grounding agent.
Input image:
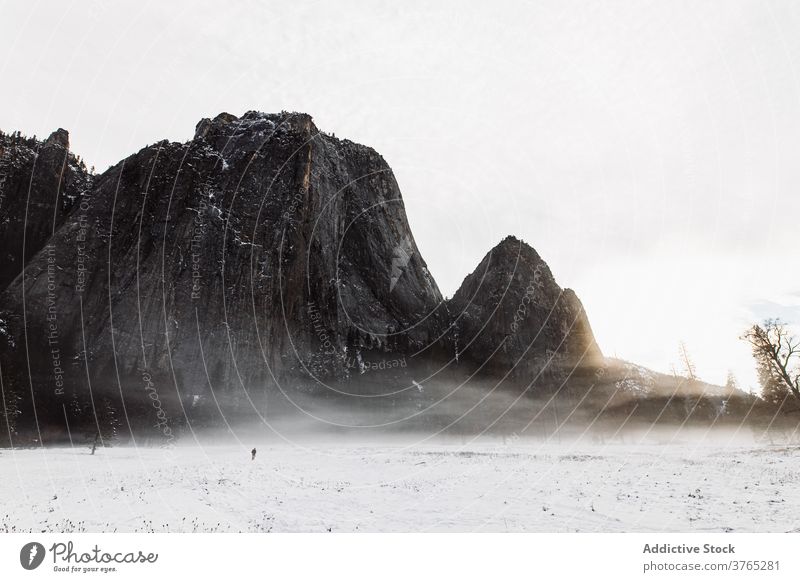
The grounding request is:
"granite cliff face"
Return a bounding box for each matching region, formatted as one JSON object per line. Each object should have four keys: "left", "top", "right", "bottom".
{"left": 0, "top": 129, "right": 92, "bottom": 290}
{"left": 0, "top": 112, "right": 603, "bottom": 443}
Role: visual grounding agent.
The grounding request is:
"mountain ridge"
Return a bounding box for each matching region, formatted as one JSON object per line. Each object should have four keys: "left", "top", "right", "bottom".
{"left": 0, "top": 112, "right": 756, "bottom": 445}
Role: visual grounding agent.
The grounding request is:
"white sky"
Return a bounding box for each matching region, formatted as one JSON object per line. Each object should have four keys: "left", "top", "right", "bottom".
{"left": 2, "top": 0, "right": 799, "bottom": 390}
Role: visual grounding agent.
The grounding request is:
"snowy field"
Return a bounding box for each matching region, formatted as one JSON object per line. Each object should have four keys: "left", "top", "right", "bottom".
{"left": 1, "top": 442, "right": 798, "bottom": 533}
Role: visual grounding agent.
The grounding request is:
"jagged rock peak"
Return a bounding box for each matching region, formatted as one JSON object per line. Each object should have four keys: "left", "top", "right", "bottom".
{"left": 45, "top": 128, "right": 70, "bottom": 149}
{"left": 487, "top": 235, "right": 583, "bottom": 298}
{"left": 456, "top": 234, "right": 555, "bottom": 293}
{"left": 490, "top": 234, "right": 542, "bottom": 259}
{"left": 448, "top": 233, "right": 602, "bottom": 378}
{"left": 193, "top": 111, "right": 238, "bottom": 139}
{"left": 193, "top": 110, "right": 317, "bottom": 141}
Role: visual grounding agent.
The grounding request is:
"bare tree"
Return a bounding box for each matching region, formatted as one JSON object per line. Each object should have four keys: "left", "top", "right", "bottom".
{"left": 678, "top": 341, "right": 698, "bottom": 381}
{"left": 742, "top": 319, "right": 800, "bottom": 406}
{"left": 724, "top": 370, "right": 739, "bottom": 395}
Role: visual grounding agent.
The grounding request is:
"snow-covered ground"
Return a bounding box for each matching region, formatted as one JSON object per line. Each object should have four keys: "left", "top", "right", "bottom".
{"left": 1, "top": 442, "right": 798, "bottom": 533}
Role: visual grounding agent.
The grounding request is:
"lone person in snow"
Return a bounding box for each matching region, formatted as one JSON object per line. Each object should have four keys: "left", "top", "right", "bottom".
{"left": 251, "top": 447, "right": 257, "bottom": 461}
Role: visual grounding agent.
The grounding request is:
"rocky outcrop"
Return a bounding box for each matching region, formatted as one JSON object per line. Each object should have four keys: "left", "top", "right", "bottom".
{"left": 0, "top": 112, "right": 456, "bottom": 441}
{"left": 448, "top": 235, "right": 602, "bottom": 384}
{"left": 0, "top": 129, "right": 91, "bottom": 290}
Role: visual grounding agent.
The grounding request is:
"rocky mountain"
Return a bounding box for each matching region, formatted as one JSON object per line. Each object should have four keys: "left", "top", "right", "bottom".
{"left": 0, "top": 112, "right": 459, "bottom": 442}
{"left": 0, "top": 128, "right": 91, "bottom": 290}
{"left": 448, "top": 235, "right": 602, "bottom": 384}
{"left": 1, "top": 111, "right": 749, "bottom": 445}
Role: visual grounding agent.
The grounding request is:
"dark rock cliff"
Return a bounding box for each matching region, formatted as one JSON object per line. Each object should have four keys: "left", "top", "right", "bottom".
{"left": 0, "top": 112, "right": 457, "bottom": 440}
{"left": 0, "top": 129, "right": 91, "bottom": 290}
{"left": 448, "top": 235, "right": 602, "bottom": 384}
{"left": 0, "top": 112, "right": 613, "bottom": 443}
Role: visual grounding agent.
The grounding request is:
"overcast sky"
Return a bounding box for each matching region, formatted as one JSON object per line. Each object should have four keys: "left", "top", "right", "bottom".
{"left": 2, "top": 0, "right": 799, "bottom": 389}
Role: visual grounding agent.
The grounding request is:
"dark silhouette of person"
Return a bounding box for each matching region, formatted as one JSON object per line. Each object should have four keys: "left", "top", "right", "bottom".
{"left": 251, "top": 448, "right": 257, "bottom": 461}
